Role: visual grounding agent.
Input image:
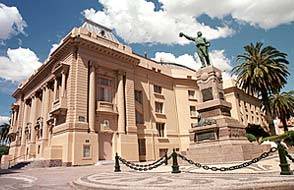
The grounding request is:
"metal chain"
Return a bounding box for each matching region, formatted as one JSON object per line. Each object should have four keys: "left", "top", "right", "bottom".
{"left": 118, "top": 154, "right": 168, "bottom": 168}
{"left": 119, "top": 155, "right": 172, "bottom": 171}
{"left": 285, "top": 150, "right": 294, "bottom": 163}
{"left": 178, "top": 147, "right": 277, "bottom": 171}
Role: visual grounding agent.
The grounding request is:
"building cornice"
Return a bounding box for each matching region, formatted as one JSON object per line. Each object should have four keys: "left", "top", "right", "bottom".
{"left": 224, "top": 86, "right": 261, "bottom": 104}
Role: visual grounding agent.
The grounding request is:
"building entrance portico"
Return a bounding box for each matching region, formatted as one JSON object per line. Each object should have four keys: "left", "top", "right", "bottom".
{"left": 97, "top": 115, "right": 117, "bottom": 160}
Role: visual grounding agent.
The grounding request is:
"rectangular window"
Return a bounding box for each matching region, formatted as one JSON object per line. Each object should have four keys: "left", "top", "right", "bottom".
{"left": 98, "top": 78, "right": 111, "bottom": 86}
{"left": 138, "top": 139, "right": 146, "bottom": 156}
{"left": 159, "top": 148, "right": 168, "bottom": 157}
{"left": 156, "top": 123, "right": 165, "bottom": 137}
{"left": 190, "top": 106, "right": 197, "bottom": 117}
{"left": 155, "top": 102, "right": 163, "bottom": 113}
{"left": 188, "top": 90, "right": 195, "bottom": 99}
{"left": 245, "top": 103, "right": 248, "bottom": 112}
{"left": 83, "top": 145, "right": 91, "bottom": 158}
{"left": 135, "top": 90, "right": 143, "bottom": 104}
{"left": 97, "top": 77, "right": 112, "bottom": 102}
{"left": 135, "top": 110, "right": 144, "bottom": 124}
{"left": 154, "top": 85, "right": 162, "bottom": 94}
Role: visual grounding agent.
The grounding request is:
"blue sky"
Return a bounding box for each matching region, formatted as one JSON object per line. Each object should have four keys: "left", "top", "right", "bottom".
{"left": 0, "top": 0, "right": 294, "bottom": 122}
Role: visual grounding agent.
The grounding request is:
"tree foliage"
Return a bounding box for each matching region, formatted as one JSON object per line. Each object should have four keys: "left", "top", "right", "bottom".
{"left": 232, "top": 42, "right": 289, "bottom": 134}
{"left": 0, "top": 123, "right": 10, "bottom": 145}
{"left": 269, "top": 91, "right": 294, "bottom": 131}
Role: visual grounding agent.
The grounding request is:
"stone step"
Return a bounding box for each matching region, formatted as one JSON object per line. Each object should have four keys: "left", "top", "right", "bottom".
{"left": 8, "top": 161, "right": 31, "bottom": 170}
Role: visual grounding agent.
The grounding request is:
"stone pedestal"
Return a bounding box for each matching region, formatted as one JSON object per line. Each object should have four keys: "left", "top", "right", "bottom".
{"left": 187, "top": 66, "right": 269, "bottom": 163}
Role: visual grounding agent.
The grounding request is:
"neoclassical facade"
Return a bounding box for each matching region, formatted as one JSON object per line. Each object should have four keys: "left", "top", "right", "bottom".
{"left": 5, "top": 20, "right": 267, "bottom": 166}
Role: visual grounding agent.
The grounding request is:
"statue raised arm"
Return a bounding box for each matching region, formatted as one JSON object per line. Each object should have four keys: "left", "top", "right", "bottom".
{"left": 179, "top": 31, "right": 211, "bottom": 68}
{"left": 179, "top": 32, "right": 195, "bottom": 42}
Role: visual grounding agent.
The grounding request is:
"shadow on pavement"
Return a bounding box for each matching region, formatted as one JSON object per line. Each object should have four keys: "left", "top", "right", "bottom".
{"left": 0, "top": 169, "right": 20, "bottom": 175}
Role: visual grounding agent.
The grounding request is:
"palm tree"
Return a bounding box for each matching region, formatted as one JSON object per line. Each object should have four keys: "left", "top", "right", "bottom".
{"left": 232, "top": 42, "right": 289, "bottom": 135}
{"left": 0, "top": 123, "right": 10, "bottom": 145}
{"left": 269, "top": 91, "right": 294, "bottom": 132}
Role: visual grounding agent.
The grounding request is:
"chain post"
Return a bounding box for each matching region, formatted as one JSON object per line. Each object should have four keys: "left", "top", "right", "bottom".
{"left": 277, "top": 141, "right": 293, "bottom": 175}
{"left": 114, "top": 153, "right": 121, "bottom": 172}
{"left": 171, "top": 149, "right": 181, "bottom": 173}
{"left": 164, "top": 153, "right": 168, "bottom": 165}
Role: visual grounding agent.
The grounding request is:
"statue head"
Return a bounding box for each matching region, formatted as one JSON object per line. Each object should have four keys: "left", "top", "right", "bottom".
{"left": 197, "top": 31, "right": 202, "bottom": 37}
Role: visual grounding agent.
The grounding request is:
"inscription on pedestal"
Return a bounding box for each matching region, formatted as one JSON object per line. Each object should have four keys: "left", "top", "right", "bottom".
{"left": 194, "top": 131, "right": 215, "bottom": 142}
{"left": 202, "top": 87, "right": 213, "bottom": 102}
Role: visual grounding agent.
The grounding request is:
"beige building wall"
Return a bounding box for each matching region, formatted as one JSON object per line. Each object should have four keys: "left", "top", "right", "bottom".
{"left": 223, "top": 79, "right": 268, "bottom": 130}
{"left": 5, "top": 20, "right": 267, "bottom": 166}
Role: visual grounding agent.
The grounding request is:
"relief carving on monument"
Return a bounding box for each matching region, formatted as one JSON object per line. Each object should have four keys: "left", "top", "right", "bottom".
{"left": 194, "top": 113, "right": 217, "bottom": 127}
{"left": 229, "top": 128, "right": 246, "bottom": 138}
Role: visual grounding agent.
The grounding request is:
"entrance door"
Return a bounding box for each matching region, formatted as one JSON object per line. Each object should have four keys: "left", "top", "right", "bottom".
{"left": 99, "top": 133, "right": 113, "bottom": 160}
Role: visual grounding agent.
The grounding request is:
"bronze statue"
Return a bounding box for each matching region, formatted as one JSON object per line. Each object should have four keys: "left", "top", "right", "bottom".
{"left": 179, "top": 31, "right": 211, "bottom": 68}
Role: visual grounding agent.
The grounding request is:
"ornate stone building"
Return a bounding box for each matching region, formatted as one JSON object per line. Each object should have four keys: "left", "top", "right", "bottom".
{"left": 5, "top": 20, "right": 267, "bottom": 166}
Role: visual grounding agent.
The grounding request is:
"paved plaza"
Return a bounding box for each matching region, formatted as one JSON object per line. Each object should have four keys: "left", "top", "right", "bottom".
{"left": 1, "top": 154, "right": 294, "bottom": 189}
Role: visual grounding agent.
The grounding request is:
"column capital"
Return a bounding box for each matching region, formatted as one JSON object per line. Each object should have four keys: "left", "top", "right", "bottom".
{"left": 41, "top": 83, "right": 48, "bottom": 90}
{"left": 89, "top": 61, "right": 98, "bottom": 69}
{"left": 25, "top": 98, "right": 31, "bottom": 105}
{"left": 31, "top": 94, "right": 36, "bottom": 99}
{"left": 61, "top": 68, "right": 69, "bottom": 75}
{"left": 117, "top": 70, "right": 126, "bottom": 76}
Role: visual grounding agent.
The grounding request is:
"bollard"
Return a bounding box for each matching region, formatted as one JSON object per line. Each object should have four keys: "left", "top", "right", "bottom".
{"left": 277, "top": 141, "right": 293, "bottom": 175}
{"left": 171, "top": 149, "right": 181, "bottom": 173}
{"left": 114, "top": 153, "right": 121, "bottom": 172}
{"left": 164, "top": 153, "right": 168, "bottom": 165}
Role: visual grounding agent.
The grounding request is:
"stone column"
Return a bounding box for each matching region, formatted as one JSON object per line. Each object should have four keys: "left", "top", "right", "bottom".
{"left": 21, "top": 102, "right": 28, "bottom": 145}
{"left": 61, "top": 71, "right": 66, "bottom": 97}
{"left": 11, "top": 110, "right": 15, "bottom": 126}
{"left": 13, "top": 110, "right": 18, "bottom": 127}
{"left": 88, "top": 63, "right": 96, "bottom": 133}
{"left": 53, "top": 78, "right": 58, "bottom": 101}
{"left": 30, "top": 95, "right": 37, "bottom": 143}
{"left": 117, "top": 72, "right": 125, "bottom": 133}
{"left": 42, "top": 85, "right": 50, "bottom": 140}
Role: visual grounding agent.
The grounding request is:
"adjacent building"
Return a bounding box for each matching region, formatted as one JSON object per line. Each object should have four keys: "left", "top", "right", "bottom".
{"left": 223, "top": 79, "right": 268, "bottom": 130}
{"left": 5, "top": 20, "right": 267, "bottom": 167}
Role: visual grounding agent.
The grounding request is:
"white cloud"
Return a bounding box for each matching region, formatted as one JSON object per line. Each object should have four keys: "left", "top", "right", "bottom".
{"left": 0, "top": 3, "right": 27, "bottom": 40}
{"left": 0, "top": 47, "right": 42, "bottom": 82}
{"left": 153, "top": 52, "right": 202, "bottom": 70}
{"left": 83, "top": 0, "right": 294, "bottom": 45}
{"left": 49, "top": 43, "right": 60, "bottom": 55}
{"left": 82, "top": 0, "right": 234, "bottom": 45}
{"left": 153, "top": 50, "right": 232, "bottom": 72}
{"left": 209, "top": 50, "right": 232, "bottom": 72}
{"left": 160, "top": 0, "right": 294, "bottom": 29}
{"left": 0, "top": 115, "right": 9, "bottom": 125}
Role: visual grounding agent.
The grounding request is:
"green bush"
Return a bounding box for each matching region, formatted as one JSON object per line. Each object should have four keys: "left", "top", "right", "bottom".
{"left": 246, "top": 133, "right": 257, "bottom": 142}
{"left": 0, "top": 145, "right": 9, "bottom": 160}
{"left": 245, "top": 124, "right": 269, "bottom": 139}
{"left": 261, "top": 131, "right": 294, "bottom": 146}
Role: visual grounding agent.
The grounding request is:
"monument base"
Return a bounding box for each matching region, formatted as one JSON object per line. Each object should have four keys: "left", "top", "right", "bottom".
{"left": 186, "top": 140, "right": 270, "bottom": 163}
